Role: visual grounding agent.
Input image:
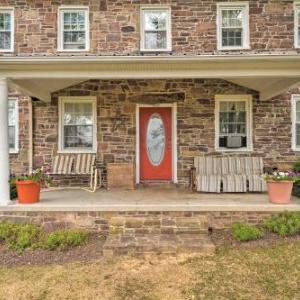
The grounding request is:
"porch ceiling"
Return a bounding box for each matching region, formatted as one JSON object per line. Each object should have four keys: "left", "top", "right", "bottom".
{"left": 2, "top": 54, "right": 300, "bottom": 102}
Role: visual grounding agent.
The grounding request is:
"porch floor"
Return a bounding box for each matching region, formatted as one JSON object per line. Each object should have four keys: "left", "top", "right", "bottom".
{"left": 3, "top": 187, "right": 300, "bottom": 212}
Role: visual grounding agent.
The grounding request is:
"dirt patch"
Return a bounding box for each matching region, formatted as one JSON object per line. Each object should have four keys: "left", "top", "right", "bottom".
{"left": 0, "top": 233, "right": 106, "bottom": 267}
{"left": 211, "top": 228, "right": 300, "bottom": 249}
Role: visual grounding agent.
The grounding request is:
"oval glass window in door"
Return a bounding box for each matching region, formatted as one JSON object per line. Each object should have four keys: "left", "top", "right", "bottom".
{"left": 146, "top": 113, "right": 166, "bottom": 166}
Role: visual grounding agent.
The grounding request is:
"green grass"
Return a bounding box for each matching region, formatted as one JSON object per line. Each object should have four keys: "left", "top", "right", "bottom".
{"left": 0, "top": 241, "right": 300, "bottom": 299}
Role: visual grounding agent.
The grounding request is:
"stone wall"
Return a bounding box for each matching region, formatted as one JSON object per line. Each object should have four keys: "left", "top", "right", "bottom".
{"left": 1, "top": 0, "right": 298, "bottom": 56}
{"left": 9, "top": 93, "right": 30, "bottom": 175}
{"left": 0, "top": 211, "right": 279, "bottom": 234}
{"left": 8, "top": 79, "right": 300, "bottom": 186}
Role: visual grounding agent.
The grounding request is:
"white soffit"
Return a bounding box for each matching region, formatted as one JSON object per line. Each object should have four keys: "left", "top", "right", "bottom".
{"left": 2, "top": 55, "right": 300, "bottom": 101}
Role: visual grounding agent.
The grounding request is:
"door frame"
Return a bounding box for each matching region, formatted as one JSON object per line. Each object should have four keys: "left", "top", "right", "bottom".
{"left": 135, "top": 103, "right": 177, "bottom": 184}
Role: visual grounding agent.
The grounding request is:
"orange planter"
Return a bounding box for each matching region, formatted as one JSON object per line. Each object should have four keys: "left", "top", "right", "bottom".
{"left": 16, "top": 180, "right": 40, "bottom": 204}
{"left": 267, "top": 181, "right": 293, "bottom": 204}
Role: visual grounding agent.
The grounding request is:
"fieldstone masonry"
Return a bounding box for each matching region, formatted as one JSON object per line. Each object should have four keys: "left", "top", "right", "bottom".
{"left": 1, "top": 0, "right": 299, "bottom": 56}
{"left": 9, "top": 79, "right": 299, "bottom": 186}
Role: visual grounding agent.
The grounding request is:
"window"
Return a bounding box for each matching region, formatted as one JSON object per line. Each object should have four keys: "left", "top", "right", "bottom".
{"left": 215, "top": 95, "right": 252, "bottom": 151}
{"left": 295, "top": 3, "right": 300, "bottom": 48}
{"left": 140, "top": 7, "right": 171, "bottom": 51}
{"left": 292, "top": 95, "right": 300, "bottom": 150}
{"left": 217, "top": 2, "right": 249, "bottom": 50}
{"left": 58, "top": 7, "right": 89, "bottom": 51}
{"left": 59, "top": 97, "right": 97, "bottom": 153}
{"left": 0, "top": 8, "right": 13, "bottom": 52}
{"left": 8, "top": 98, "right": 18, "bottom": 153}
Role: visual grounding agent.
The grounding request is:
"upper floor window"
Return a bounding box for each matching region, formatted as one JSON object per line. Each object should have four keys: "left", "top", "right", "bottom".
{"left": 215, "top": 95, "right": 252, "bottom": 151}
{"left": 292, "top": 95, "right": 300, "bottom": 150}
{"left": 140, "top": 7, "right": 171, "bottom": 52}
{"left": 295, "top": 3, "right": 300, "bottom": 48}
{"left": 217, "top": 2, "right": 250, "bottom": 50}
{"left": 59, "top": 97, "right": 97, "bottom": 153}
{"left": 8, "top": 98, "right": 18, "bottom": 153}
{"left": 58, "top": 7, "right": 89, "bottom": 51}
{"left": 0, "top": 8, "right": 13, "bottom": 52}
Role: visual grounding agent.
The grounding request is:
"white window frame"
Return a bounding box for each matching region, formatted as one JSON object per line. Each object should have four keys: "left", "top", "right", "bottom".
{"left": 291, "top": 94, "right": 300, "bottom": 151}
{"left": 294, "top": 2, "right": 300, "bottom": 48}
{"left": 0, "top": 7, "right": 14, "bottom": 52}
{"left": 140, "top": 6, "right": 172, "bottom": 52}
{"left": 58, "top": 96, "right": 97, "bottom": 154}
{"left": 8, "top": 97, "right": 18, "bottom": 154}
{"left": 57, "top": 6, "right": 90, "bottom": 52}
{"left": 215, "top": 94, "right": 253, "bottom": 152}
{"left": 217, "top": 2, "right": 250, "bottom": 50}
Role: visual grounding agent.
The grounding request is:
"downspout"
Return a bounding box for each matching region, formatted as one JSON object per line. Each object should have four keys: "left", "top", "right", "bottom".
{"left": 28, "top": 97, "right": 33, "bottom": 174}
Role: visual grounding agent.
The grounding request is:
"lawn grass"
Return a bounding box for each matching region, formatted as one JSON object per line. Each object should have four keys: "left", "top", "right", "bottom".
{"left": 0, "top": 241, "right": 300, "bottom": 300}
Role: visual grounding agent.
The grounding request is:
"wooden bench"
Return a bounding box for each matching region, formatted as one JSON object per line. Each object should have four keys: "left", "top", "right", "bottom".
{"left": 50, "top": 154, "right": 101, "bottom": 192}
{"left": 192, "top": 156, "right": 266, "bottom": 193}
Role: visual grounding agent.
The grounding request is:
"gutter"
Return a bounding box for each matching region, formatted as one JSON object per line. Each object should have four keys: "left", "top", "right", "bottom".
{"left": 0, "top": 53, "right": 300, "bottom": 65}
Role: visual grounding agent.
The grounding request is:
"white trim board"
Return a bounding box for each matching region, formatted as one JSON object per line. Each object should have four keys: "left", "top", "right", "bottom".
{"left": 58, "top": 96, "right": 97, "bottom": 154}
{"left": 0, "top": 7, "right": 14, "bottom": 52}
{"left": 57, "top": 6, "right": 90, "bottom": 52}
{"left": 135, "top": 103, "right": 177, "bottom": 184}
{"left": 214, "top": 94, "right": 253, "bottom": 152}
{"left": 216, "top": 2, "right": 250, "bottom": 51}
{"left": 292, "top": 94, "right": 300, "bottom": 151}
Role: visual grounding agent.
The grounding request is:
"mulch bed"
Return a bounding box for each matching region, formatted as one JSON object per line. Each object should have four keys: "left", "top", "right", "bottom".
{"left": 0, "top": 233, "right": 106, "bottom": 267}
{"left": 211, "top": 229, "right": 300, "bottom": 250}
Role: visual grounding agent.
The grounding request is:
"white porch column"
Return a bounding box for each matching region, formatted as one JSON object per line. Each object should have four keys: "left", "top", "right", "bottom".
{"left": 0, "top": 78, "right": 10, "bottom": 205}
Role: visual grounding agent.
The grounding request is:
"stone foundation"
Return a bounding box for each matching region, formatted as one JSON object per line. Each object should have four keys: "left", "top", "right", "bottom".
{"left": 0, "top": 211, "right": 278, "bottom": 235}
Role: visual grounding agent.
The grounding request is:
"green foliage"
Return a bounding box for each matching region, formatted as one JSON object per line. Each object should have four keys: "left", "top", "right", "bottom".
{"left": 45, "top": 229, "right": 88, "bottom": 250}
{"left": 264, "top": 212, "right": 300, "bottom": 237}
{"left": 293, "top": 181, "right": 300, "bottom": 198}
{"left": 8, "top": 223, "right": 45, "bottom": 252}
{"left": 293, "top": 161, "right": 300, "bottom": 173}
{"left": 231, "top": 223, "right": 264, "bottom": 242}
{"left": 0, "top": 221, "right": 89, "bottom": 252}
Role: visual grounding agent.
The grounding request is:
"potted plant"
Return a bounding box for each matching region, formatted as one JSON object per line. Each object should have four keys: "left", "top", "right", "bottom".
{"left": 11, "top": 168, "right": 51, "bottom": 204}
{"left": 265, "top": 172, "right": 300, "bottom": 204}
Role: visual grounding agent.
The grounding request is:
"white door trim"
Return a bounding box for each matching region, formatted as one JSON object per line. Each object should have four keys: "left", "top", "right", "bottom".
{"left": 135, "top": 103, "right": 177, "bottom": 184}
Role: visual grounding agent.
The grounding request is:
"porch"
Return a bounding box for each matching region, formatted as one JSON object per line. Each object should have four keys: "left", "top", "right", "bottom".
{"left": 3, "top": 187, "right": 300, "bottom": 212}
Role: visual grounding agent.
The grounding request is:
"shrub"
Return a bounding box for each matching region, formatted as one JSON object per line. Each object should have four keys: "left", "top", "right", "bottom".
{"left": 0, "top": 222, "right": 44, "bottom": 252}
{"left": 0, "top": 222, "right": 89, "bottom": 252}
{"left": 231, "top": 223, "right": 264, "bottom": 242}
{"left": 263, "top": 212, "right": 300, "bottom": 237}
{"left": 45, "top": 229, "right": 89, "bottom": 250}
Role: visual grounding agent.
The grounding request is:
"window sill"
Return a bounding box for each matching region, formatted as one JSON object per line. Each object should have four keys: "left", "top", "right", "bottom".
{"left": 217, "top": 46, "right": 251, "bottom": 51}
{"left": 215, "top": 147, "right": 253, "bottom": 153}
{"left": 57, "top": 49, "right": 90, "bottom": 53}
{"left": 0, "top": 49, "right": 14, "bottom": 53}
{"left": 57, "top": 149, "right": 96, "bottom": 154}
{"left": 9, "top": 149, "right": 19, "bottom": 154}
{"left": 140, "top": 48, "right": 172, "bottom": 53}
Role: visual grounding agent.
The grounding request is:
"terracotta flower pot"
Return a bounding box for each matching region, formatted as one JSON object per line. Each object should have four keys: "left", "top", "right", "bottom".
{"left": 266, "top": 180, "right": 293, "bottom": 204}
{"left": 16, "top": 180, "right": 41, "bottom": 204}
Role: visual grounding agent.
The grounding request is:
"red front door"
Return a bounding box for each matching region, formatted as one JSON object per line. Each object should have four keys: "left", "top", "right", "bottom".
{"left": 140, "top": 107, "right": 172, "bottom": 181}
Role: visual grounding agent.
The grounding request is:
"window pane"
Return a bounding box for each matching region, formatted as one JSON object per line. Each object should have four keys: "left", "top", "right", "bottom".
{"left": 296, "top": 124, "right": 300, "bottom": 146}
{"left": 144, "top": 11, "right": 167, "bottom": 30}
{"left": 222, "top": 28, "right": 242, "bottom": 47}
{"left": 145, "top": 31, "right": 167, "bottom": 49}
{"left": 222, "top": 9, "right": 242, "bottom": 27}
{"left": 64, "top": 125, "right": 93, "bottom": 148}
{"left": 0, "top": 32, "right": 11, "bottom": 49}
{"left": 0, "top": 13, "right": 11, "bottom": 31}
{"left": 8, "top": 101, "right": 16, "bottom": 126}
{"left": 8, "top": 126, "right": 15, "bottom": 149}
{"left": 64, "top": 102, "right": 93, "bottom": 125}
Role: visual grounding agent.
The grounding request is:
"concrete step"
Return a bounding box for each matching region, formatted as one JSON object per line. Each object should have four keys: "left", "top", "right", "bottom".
{"left": 137, "top": 182, "right": 179, "bottom": 189}
{"left": 103, "top": 233, "right": 215, "bottom": 257}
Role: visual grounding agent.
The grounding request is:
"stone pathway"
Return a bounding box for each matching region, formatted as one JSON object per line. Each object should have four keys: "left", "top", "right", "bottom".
{"left": 103, "top": 233, "right": 215, "bottom": 257}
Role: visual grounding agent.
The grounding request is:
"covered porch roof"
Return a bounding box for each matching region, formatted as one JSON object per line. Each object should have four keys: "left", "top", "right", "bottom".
{"left": 1, "top": 54, "right": 300, "bottom": 102}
